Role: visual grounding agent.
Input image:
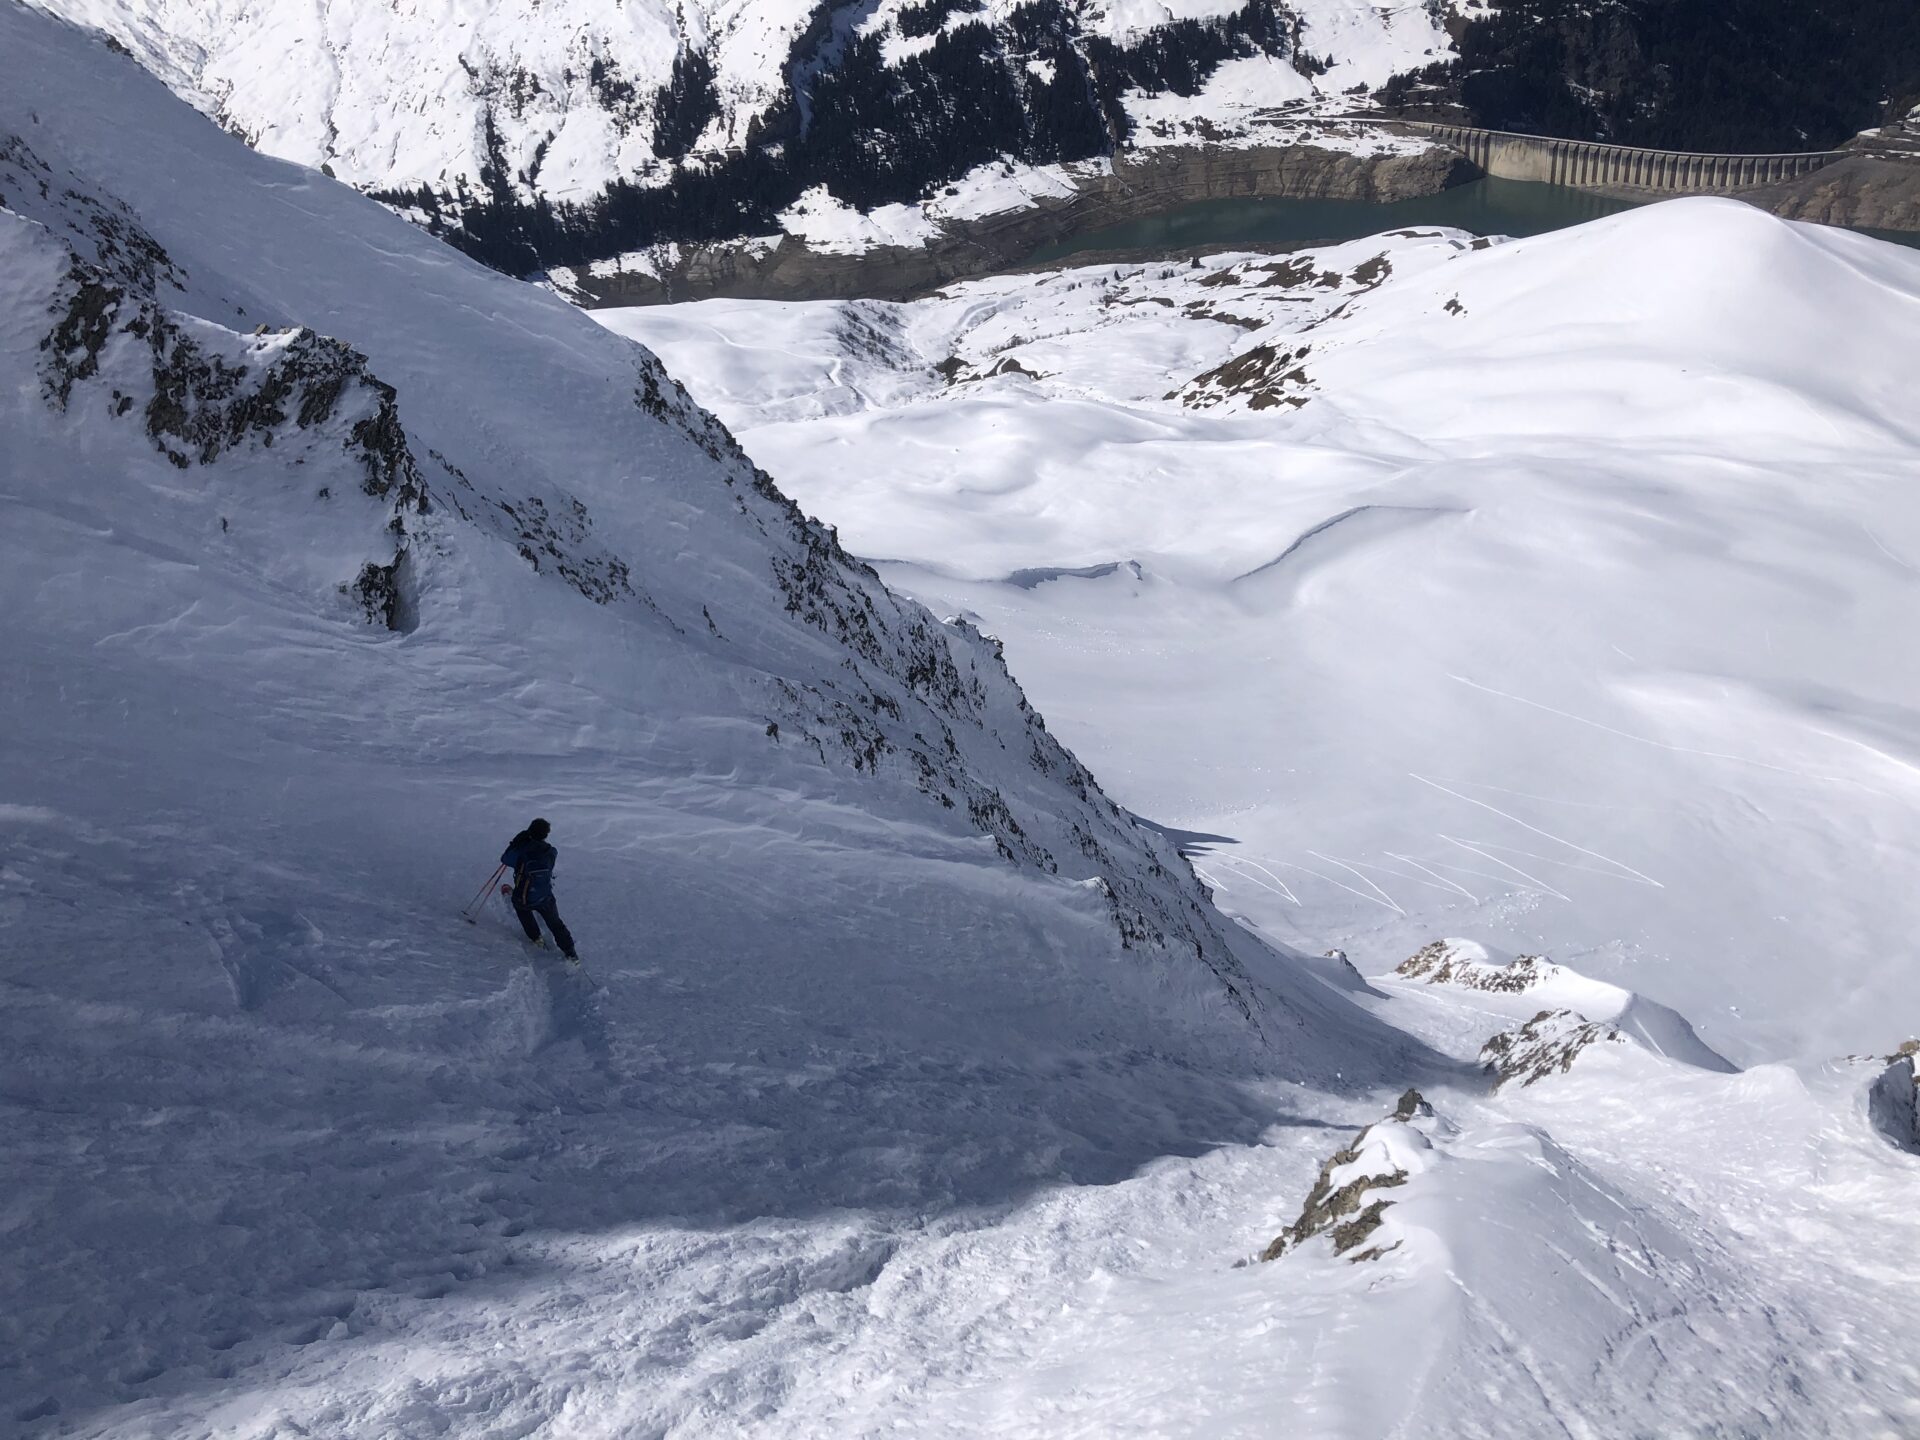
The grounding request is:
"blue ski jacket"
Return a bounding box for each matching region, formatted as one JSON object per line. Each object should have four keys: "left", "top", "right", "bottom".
{"left": 501, "top": 833, "right": 558, "bottom": 907}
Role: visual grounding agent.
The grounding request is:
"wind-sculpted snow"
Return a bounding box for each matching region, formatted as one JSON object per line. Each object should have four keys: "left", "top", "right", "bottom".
{"left": 586, "top": 183, "right": 1920, "bottom": 1440}
{"left": 1245, "top": 1081, "right": 1886, "bottom": 1437}
{"left": 610, "top": 204, "right": 1920, "bottom": 1063}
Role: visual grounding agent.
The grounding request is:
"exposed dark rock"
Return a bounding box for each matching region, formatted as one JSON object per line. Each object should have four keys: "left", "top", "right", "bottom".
{"left": 31, "top": 218, "right": 434, "bottom": 628}
{"left": 350, "top": 553, "right": 408, "bottom": 631}
{"left": 491, "top": 494, "right": 634, "bottom": 605}
{"left": 1744, "top": 151, "right": 1920, "bottom": 236}
{"left": 39, "top": 260, "right": 120, "bottom": 407}
{"left": 1262, "top": 1092, "right": 1431, "bottom": 1264}
{"left": 1254, "top": 254, "right": 1338, "bottom": 288}
{"left": 1396, "top": 940, "right": 1554, "bottom": 992}
{"left": 1347, "top": 252, "right": 1392, "bottom": 289}
{"left": 1479, "top": 1009, "right": 1625, "bottom": 1089}
{"left": 3, "top": 133, "right": 184, "bottom": 295}
{"left": 1868, "top": 1055, "right": 1919, "bottom": 1153}
{"left": 1180, "top": 341, "right": 1312, "bottom": 410}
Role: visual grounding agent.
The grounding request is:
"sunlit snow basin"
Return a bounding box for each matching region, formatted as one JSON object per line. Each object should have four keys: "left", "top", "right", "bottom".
{"left": 602, "top": 200, "right": 1920, "bottom": 1066}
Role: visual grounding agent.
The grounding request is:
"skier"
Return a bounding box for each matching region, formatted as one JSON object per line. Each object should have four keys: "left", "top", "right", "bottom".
{"left": 500, "top": 817, "right": 579, "bottom": 963}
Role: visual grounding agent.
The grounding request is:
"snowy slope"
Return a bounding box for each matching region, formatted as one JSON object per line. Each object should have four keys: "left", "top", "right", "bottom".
{"left": 30, "top": 0, "right": 1454, "bottom": 270}
{"left": 601, "top": 205, "right": 1920, "bottom": 1065}
{"left": 34, "top": 0, "right": 1448, "bottom": 197}
{"left": 12, "top": 6, "right": 1920, "bottom": 1436}
{"left": 33, "top": 0, "right": 789, "bottom": 200}
{"left": 0, "top": 4, "right": 1407, "bottom": 1429}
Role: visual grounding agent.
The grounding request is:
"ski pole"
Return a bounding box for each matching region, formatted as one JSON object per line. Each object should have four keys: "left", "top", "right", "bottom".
{"left": 463, "top": 863, "right": 508, "bottom": 922}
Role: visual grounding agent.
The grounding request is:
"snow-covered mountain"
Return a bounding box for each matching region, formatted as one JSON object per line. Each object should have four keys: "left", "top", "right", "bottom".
{"left": 35, "top": 0, "right": 1454, "bottom": 197}
{"left": 583, "top": 201, "right": 1920, "bottom": 1431}
{"left": 32, "top": 0, "right": 1920, "bottom": 286}
{"left": 33, "top": 0, "right": 1459, "bottom": 273}
{"left": 1, "top": 2, "right": 1392, "bottom": 1426}
{"left": 603, "top": 200, "right": 1920, "bottom": 1065}
{"left": 10, "top": 2, "right": 1920, "bottom": 1435}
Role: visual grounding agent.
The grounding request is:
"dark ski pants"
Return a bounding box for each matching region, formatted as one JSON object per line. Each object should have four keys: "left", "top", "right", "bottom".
{"left": 513, "top": 895, "right": 576, "bottom": 957}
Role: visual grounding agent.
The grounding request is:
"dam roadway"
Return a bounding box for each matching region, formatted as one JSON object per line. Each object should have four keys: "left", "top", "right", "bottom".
{"left": 1403, "top": 122, "right": 1845, "bottom": 194}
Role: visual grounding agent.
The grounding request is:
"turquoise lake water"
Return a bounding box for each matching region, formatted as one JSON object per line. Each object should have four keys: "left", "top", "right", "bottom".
{"left": 1027, "top": 177, "right": 1920, "bottom": 262}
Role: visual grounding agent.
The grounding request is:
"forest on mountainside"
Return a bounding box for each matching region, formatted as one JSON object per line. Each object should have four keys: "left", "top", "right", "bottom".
{"left": 401, "top": 0, "right": 1920, "bottom": 277}
{"left": 389, "top": 0, "right": 1306, "bottom": 274}
{"left": 1383, "top": 0, "right": 1920, "bottom": 152}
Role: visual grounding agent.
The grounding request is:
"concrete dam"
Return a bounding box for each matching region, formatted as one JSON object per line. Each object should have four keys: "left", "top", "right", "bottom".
{"left": 1405, "top": 122, "right": 1844, "bottom": 194}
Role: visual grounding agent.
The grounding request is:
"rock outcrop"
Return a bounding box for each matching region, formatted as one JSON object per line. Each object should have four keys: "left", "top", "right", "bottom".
{"left": 1261, "top": 1088, "right": 1437, "bottom": 1264}
{"left": 1479, "top": 1010, "right": 1626, "bottom": 1090}
{"left": 1867, "top": 1051, "right": 1919, "bottom": 1152}
{"left": 1396, "top": 938, "right": 1554, "bottom": 992}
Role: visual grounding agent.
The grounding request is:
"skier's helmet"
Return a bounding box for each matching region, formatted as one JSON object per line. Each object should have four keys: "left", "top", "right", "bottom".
{"left": 528, "top": 817, "right": 551, "bottom": 840}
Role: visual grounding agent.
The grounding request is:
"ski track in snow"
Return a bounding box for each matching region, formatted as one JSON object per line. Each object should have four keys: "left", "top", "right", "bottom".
{"left": 1406, "top": 773, "right": 1664, "bottom": 890}
{"left": 1446, "top": 673, "right": 1877, "bottom": 790}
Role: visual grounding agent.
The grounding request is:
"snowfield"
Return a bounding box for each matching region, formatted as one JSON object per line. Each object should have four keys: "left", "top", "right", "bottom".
{"left": 604, "top": 204, "right": 1920, "bottom": 1064}
{"left": 6, "top": 2, "right": 1920, "bottom": 1436}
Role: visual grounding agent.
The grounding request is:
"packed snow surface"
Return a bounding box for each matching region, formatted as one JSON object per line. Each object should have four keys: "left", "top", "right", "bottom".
{"left": 605, "top": 204, "right": 1920, "bottom": 1064}
{"left": 7, "top": 2, "right": 1920, "bottom": 1435}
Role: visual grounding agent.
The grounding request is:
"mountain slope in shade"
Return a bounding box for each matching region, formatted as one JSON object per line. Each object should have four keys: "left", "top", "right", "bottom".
{"left": 0, "top": 4, "right": 1397, "bottom": 1428}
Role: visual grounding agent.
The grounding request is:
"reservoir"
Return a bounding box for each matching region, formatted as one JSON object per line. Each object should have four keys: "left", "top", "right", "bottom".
{"left": 1028, "top": 177, "right": 1920, "bottom": 263}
